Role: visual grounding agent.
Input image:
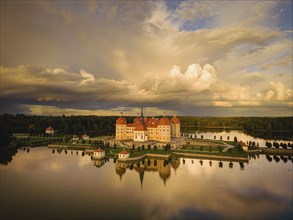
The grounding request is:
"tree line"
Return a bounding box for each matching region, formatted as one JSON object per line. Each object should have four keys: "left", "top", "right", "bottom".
{"left": 1, "top": 114, "right": 292, "bottom": 149}
{"left": 179, "top": 116, "right": 292, "bottom": 131}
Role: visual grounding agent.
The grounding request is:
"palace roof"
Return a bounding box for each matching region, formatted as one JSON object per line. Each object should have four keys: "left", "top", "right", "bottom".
{"left": 116, "top": 116, "right": 179, "bottom": 128}
{"left": 158, "top": 117, "right": 170, "bottom": 125}
{"left": 171, "top": 117, "right": 180, "bottom": 124}
{"left": 134, "top": 123, "right": 147, "bottom": 131}
{"left": 134, "top": 117, "right": 141, "bottom": 124}
{"left": 116, "top": 117, "right": 127, "bottom": 124}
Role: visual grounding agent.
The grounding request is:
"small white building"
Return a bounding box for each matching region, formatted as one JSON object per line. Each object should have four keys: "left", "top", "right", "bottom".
{"left": 118, "top": 149, "right": 130, "bottom": 160}
{"left": 82, "top": 133, "right": 89, "bottom": 140}
{"left": 93, "top": 148, "right": 105, "bottom": 159}
{"left": 45, "top": 126, "right": 54, "bottom": 135}
{"left": 72, "top": 135, "right": 79, "bottom": 141}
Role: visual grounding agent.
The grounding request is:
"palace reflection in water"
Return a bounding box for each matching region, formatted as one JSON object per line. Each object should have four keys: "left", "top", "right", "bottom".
{"left": 90, "top": 155, "right": 249, "bottom": 187}
{"left": 1, "top": 145, "right": 292, "bottom": 220}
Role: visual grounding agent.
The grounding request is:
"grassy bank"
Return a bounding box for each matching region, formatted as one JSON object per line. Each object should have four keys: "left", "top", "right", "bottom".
{"left": 13, "top": 137, "right": 61, "bottom": 148}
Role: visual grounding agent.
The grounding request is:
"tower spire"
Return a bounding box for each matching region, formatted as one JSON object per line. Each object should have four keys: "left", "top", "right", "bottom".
{"left": 140, "top": 107, "right": 144, "bottom": 124}
{"left": 141, "top": 107, "right": 143, "bottom": 118}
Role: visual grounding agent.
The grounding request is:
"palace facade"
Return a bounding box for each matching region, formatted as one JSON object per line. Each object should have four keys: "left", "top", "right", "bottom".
{"left": 115, "top": 109, "right": 180, "bottom": 143}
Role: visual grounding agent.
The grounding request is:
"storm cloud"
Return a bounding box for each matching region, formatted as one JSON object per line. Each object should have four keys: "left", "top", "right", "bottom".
{"left": 0, "top": 1, "right": 292, "bottom": 116}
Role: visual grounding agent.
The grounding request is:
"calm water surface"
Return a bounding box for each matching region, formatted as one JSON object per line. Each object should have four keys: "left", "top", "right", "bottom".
{"left": 1, "top": 132, "right": 292, "bottom": 220}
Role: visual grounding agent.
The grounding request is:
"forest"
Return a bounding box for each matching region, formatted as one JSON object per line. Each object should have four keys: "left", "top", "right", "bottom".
{"left": 1, "top": 114, "right": 292, "bottom": 149}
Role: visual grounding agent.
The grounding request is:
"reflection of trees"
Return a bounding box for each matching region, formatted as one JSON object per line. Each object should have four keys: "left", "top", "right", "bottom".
{"left": 200, "top": 160, "right": 203, "bottom": 166}
{"left": 280, "top": 156, "right": 288, "bottom": 163}
{"left": 245, "top": 130, "right": 292, "bottom": 140}
{"left": 0, "top": 148, "right": 18, "bottom": 165}
{"left": 273, "top": 156, "right": 280, "bottom": 163}
{"left": 266, "top": 155, "right": 273, "bottom": 162}
{"left": 239, "top": 162, "right": 244, "bottom": 170}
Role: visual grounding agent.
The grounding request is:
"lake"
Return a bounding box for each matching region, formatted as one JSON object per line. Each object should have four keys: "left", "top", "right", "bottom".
{"left": 1, "top": 131, "right": 292, "bottom": 220}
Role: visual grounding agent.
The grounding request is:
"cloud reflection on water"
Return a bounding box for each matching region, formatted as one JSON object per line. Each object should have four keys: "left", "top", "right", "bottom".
{"left": 0, "top": 147, "right": 292, "bottom": 220}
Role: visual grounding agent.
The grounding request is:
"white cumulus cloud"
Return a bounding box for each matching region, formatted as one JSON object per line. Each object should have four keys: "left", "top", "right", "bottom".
{"left": 80, "top": 69, "right": 95, "bottom": 85}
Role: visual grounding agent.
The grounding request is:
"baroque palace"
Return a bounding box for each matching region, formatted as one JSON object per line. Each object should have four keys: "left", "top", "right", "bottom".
{"left": 115, "top": 108, "right": 180, "bottom": 143}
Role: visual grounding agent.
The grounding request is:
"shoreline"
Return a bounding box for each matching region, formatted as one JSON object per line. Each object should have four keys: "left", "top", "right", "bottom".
{"left": 118, "top": 152, "right": 248, "bottom": 163}
{"left": 48, "top": 144, "right": 293, "bottom": 161}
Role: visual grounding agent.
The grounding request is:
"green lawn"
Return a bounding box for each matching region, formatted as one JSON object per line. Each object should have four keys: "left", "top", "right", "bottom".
{"left": 106, "top": 148, "right": 172, "bottom": 158}
{"left": 221, "top": 147, "right": 245, "bottom": 157}
{"left": 222, "top": 141, "right": 238, "bottom": 147}
{"left": 182, "top": 144, "right": 223, "bottom": 152}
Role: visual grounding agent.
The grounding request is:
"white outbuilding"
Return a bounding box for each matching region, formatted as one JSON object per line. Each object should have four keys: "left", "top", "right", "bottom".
{"left": 118, "top": 149, "right": 130, "bottom": 160}
{"left": 93, "top": 148, "right": 105, "bottom": 159}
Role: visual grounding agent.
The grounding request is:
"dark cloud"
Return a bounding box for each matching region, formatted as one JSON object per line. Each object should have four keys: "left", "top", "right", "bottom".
{"left": 0, "top": 1, "right": 292, "bottom": 116}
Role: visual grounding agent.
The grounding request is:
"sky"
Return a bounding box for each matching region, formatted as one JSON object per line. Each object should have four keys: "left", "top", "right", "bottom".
{"left": 1, "top": 0, "right": 292, "bottom": 116}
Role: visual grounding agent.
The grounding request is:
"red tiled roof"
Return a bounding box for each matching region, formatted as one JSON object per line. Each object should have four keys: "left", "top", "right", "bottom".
{"left": 46, "top": 126, "right": 54, "bottom": 131}
{"left": 119, "top": 149, "right": 129, "bottom": 154}
{"left": 116, "top": 117, "right": 127, "bottom": 124}
{"left": 147, "top": 117, "right": 158, "bottom": 127}
{"left": 126, "top": 123, "right": 135, "bottom": 127}
{"left": 238, "top": 141, "right": 246, "bottom": 146}
{"left": 158, "top": 117, "right": 170, "bottom": 125}
{"left": 144, "top": 117, "right": 149, "bottom": 124}
{"left": 133, "top": 117, "right": 141, "bottom": 124}
{"left": 95, "top": 148, "right": 104, "bottom": 152}
{"left": 171, "top": 117, "right": 180, "bottom": 124}
{"left": 134, "top": 123, "right": 147, "bottom": 131}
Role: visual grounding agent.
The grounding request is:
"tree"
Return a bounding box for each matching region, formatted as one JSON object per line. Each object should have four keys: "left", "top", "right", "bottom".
{"left": 234, "top": 136, "right": 237, "bottom": 143}
{"left": 154, "top": 145, "right": 157, "bottom": 151}
{"left": 214, "top": 135, "right": 216, "bottom": 140}
{"left": 209, "top": 146, "right": 212, "bottom": 152}
{"left": 227, "top": 136, "right": 230, "bottom": 141}
{"left": 142, "top": 145, "right": 145, "bottom": 151}
{"left": 82, "top": 139, "right": 85, "bottom": 144}
{"left": 164, "top": 144, "right": 171, "bottom": 151}
{"left": 137, "top": 146, "right": 141, "bottom": 152}
{"left": 114, "top": 143, "right": 117, "bottom": 149}
{"left": 220, "top": 136, "right": 222, "bottom": 140}
{"left": 201, "top": 135, "right": 203, "bottom": 139}
{"left": 148, "top": 144, "right": 151, "bottom": 150}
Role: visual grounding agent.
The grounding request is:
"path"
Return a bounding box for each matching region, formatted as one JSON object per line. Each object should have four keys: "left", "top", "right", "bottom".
{"left": 222, "top": 142, "right": 235, "bottom": 152}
